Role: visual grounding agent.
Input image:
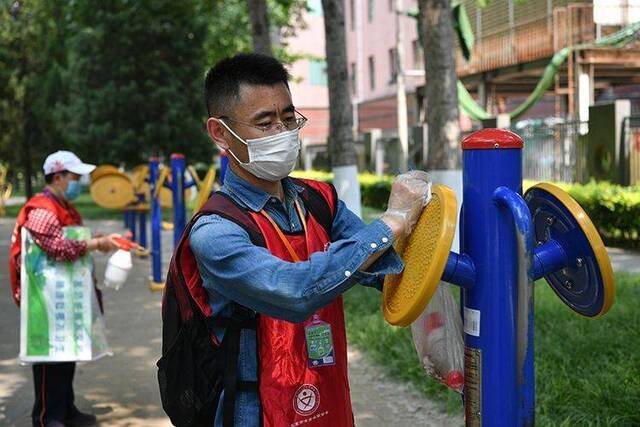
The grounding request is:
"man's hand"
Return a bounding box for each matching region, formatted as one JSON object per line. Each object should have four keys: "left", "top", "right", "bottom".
{"left": 381, "top": 171, "right": 432, "bottom": 242}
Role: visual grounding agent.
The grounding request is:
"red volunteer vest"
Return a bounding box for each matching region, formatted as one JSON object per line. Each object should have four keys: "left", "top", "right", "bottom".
{"left": 167, "top": 178, "right": 354, "bottom": 427}
{"left": 247, "top": 184, "right": 353, "bottom": 427}
{"left": 8, "top": 192, "right": 82, "bottom": 305}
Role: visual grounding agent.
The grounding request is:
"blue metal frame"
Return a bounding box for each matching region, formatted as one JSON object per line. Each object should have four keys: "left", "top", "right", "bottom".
{"left": 493, "top": 186, "right": 535, "bottom": 425}
{"left": 136, "top": 192, "right": 147, "bottom": 249}
{"left": 533, "top": 240, "right": 568, "bottom": 280}
{"left": 149, "top": 158, "right": 163, "bottom": 284}
{"left": 170, "top": 154, "right": 186, "bottom": 246}
{"left": 435, "top": 129, "right": 610, "bottom": 424}
{"left": 461, "top": 145, "right": 531, "bottom": 425}
{"left": 442, "top": 252, "right": 476, "bottom": 289}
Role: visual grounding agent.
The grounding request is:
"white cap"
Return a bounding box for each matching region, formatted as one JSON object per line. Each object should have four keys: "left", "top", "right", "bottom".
{"left": 43, "top": 151, "right": 96, "bottom": 176}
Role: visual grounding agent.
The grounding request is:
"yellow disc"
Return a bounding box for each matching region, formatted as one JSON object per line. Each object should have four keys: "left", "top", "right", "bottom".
{"left": 159, "top": 185, "right": 193, "bottom": 208}
{"left": 91, "top": 165, "right": 121, "bottom": 183}
{"left": 529, "top": 183, "right": 615, "bottom": 316}
{"left": 382, "top": 185, "right": 458, "bottom": 327}
{"left": 90, "top": 173, "right": 136, "bottom": 209}
{"left": 159, "top": 186, "right": 174, "bottom": 208}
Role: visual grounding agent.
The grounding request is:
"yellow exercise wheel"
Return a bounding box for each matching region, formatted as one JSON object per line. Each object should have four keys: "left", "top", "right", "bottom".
{"left": 382, "top": 184, "right": 458, "bottom": 327}
{"left": 90, "top": 171, "right": 136, "bottom": 209}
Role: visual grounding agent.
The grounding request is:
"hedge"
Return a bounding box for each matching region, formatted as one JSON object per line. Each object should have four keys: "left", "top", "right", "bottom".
{"left": 291, "top": 170, "right": 393, "bottom": 212}
{"left": 292, "top": 170, "right": 640, "bottom": 249}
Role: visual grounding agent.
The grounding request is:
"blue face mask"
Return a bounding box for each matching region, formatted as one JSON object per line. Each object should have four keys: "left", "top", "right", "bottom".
{"left": 64, "top": 180, "right": 81, "bottom": 200}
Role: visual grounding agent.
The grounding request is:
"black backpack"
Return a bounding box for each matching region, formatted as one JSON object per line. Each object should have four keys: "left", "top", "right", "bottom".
{"left": 157, "top": 180, "right": 336, "bottom": 427}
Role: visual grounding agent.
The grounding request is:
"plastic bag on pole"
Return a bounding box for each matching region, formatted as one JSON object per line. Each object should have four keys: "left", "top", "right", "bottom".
{"left": 411, "top": 282, "right": 464, "bottom": 393}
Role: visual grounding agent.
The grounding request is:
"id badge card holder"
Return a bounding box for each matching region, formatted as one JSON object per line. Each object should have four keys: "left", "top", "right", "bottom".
{"left": 304, "top": 314, "right": 335, "bottom": 368}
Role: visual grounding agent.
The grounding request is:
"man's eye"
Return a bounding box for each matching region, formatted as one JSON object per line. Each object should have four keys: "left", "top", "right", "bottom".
{"left": 258, "top": 122, "right": 271, "bottom": 128}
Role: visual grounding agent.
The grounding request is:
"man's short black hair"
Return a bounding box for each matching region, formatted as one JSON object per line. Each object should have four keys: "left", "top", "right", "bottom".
{"left": 45, "top": 171, "right": 68, "bottom": 184}
{"left": 204, "top": 53, "right": 290, "bottom": 118}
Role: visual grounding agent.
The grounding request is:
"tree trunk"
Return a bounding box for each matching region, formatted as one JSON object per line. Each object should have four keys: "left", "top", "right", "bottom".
{"left": 321, "top": 0, "right": 361, "bottom": 217}
{"left": 419, "top": 0, "right": 461, "bottom": 170}
{"left": 247, "top": 0, "right": 273, "bottom": 55}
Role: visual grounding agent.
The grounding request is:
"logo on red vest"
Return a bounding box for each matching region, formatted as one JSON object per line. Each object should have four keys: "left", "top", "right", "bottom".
{"left": 293, "top": 384, "right": 320, "bottom": 416}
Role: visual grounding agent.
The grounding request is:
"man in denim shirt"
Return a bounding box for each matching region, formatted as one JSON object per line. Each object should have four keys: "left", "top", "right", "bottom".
{"left": 190, "top": 54, "right": 431, "bottom": 427}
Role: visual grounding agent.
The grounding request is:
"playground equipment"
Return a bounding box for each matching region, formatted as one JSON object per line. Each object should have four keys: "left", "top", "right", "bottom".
{"left": 89, "top": 159, "right": 216, "bottom": 291}
{"left": 383, "top": 129, "right": 614, "bottom": 426}
{"left": 90, "top": 165, "right": 149, "bottom": 253}
{"left": 0, "top": 165, "right": 13, "bottom": 217}
{"left": 148, "top": 155, "right": 216, "bottom": 292}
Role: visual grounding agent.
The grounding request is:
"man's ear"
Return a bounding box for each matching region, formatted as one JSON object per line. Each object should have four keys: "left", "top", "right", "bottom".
{"left": 207, "top": 118, "right": 230, "bottom": 151}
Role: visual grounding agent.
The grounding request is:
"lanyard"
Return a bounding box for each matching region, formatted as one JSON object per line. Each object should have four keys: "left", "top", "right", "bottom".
{"left": 259, "top": 199, "right": 308, "bottom": 262}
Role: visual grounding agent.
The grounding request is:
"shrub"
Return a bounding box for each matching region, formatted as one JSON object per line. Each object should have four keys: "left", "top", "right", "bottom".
{"left": 291, "top": 170, "right": 393, "bottom": 211}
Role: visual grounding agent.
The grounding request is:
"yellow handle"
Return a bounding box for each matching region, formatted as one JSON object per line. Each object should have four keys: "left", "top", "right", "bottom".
{"left": 2, "top": 183, "right": 12, "bottom": 200}
{"left": 187, "top": 166, "right": 202, "bottom": 188}
{"left": 193, "top": 166, "right": 216, "bottom": 213}
{"left": 153, "top": 168, "right": 170, "bottom": 200}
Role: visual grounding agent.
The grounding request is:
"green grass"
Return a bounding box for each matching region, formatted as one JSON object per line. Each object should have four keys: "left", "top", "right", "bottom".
{"left": 534, "top": 273, "right": 640, "bottom": 426}
{"left": 343, "top": 274, "right": 640, "bottom": 425}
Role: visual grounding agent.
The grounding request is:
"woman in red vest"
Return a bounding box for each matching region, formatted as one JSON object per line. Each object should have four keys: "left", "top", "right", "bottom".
{"left": 9, "top": 151, "right": 120, "bottom": 427}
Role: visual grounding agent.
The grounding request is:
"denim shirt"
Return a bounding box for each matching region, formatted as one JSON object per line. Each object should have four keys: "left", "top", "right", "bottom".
{"left": 189, "top": 167, "right": 404, "bottom": 426}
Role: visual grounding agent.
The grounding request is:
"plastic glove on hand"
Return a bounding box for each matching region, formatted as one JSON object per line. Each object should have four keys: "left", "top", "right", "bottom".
{"left": 406, "top": 170, "right": 432, "bottom": 207}
{"left": 381, "top": 171, "right": 433, "bottom": 240}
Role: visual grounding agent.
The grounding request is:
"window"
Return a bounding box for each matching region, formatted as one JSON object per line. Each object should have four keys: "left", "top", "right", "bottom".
{"left": 388, "top": 48, "right": 398, "bottom": 83}
{"left": 368, "top": 0, "right": 374, "bottom": 22}
{"left": 350, "top": 0, "right": 355, "bottom": 29}
{"left": 368, "top": 56, "right": 376, "bottom": 90}
{"left": 350, "top": 62, "right": 356, "bottom": 94}
{"left": 412, "top": 39, "right": 424, "bottom": 69}
{"left": 308, "top": 0, "right": 323, "bottom": 16}
{"left": 309, "top": 59, "right": 328, "bottom": 86}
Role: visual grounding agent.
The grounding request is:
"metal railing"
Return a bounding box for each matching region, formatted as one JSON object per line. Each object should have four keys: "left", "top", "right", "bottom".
{"left": 623, "top": 116, "right": 640, "bottom": 186}
{"left": 512, "top": 119, "right": 587, "bottom": 183}
{"left": 457, "top": 4, "right": 597, "bottom": 77}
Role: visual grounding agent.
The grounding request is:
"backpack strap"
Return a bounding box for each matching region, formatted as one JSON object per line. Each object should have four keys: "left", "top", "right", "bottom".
{"left": 217, "top": 304, "right": 258, "bottom": 427}
{"left": 197, "top": 192, "right": 266, "bottom": 247}
{"left": 290, "top": 178, "right": 337, "bottom": 239}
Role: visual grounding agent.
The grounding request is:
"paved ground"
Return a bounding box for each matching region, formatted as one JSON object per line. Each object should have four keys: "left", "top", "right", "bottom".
{"left": 0, "top": 218, "right": 461, "bottom": 427}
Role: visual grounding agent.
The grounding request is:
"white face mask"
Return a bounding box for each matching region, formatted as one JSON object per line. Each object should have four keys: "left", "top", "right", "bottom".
{"left": 219, "top": 120, "right": 301, "bottom": 182}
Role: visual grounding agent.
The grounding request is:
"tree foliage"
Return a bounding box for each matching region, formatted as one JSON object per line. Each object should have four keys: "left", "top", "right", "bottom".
{"left": 0, "top": 0, "right": 308, "bottom": 176}
{"left": 0, "top": 0, "right": 69, "bottom": 191}
{"left": 60, "top": 0, "right": 210, "bottom": 167}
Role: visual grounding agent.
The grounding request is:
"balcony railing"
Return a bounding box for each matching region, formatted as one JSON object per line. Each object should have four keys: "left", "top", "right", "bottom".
{"left": 457, "top": 4, "right": 598, "bottom": 77}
